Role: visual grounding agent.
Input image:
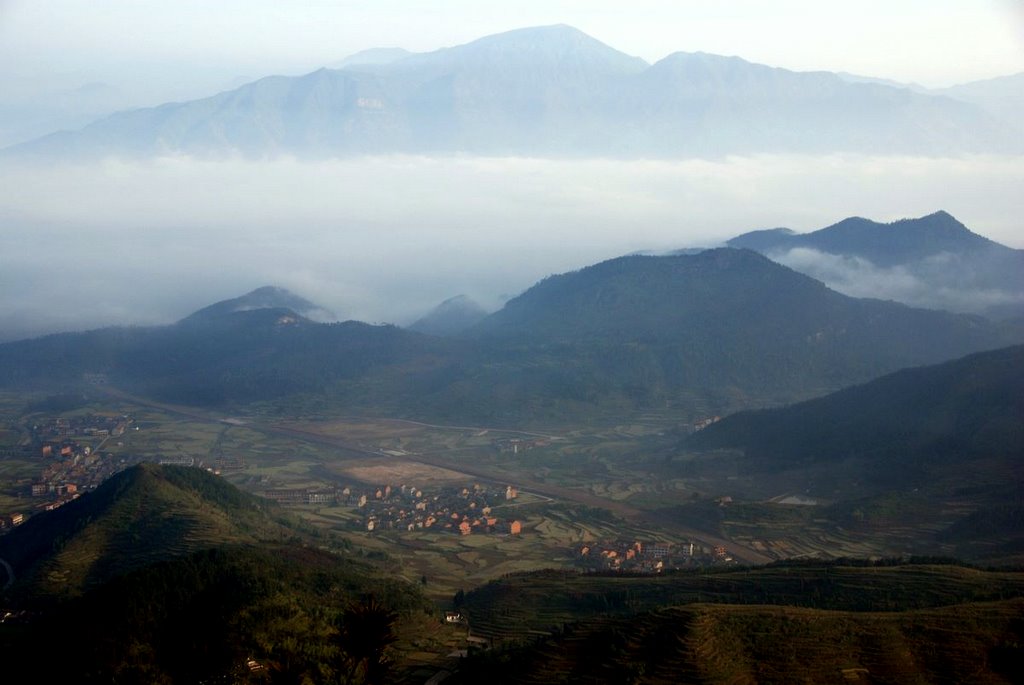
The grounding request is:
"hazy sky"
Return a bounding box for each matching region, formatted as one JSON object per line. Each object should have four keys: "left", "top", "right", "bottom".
{"left": 1, "top": 0, "right": 1021, "bottom": 104}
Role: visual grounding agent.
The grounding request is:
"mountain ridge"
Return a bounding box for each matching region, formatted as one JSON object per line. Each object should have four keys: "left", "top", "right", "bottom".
{"left": 5, "top": 25, "right": 1018, "bottom": 159}
{"left": 0, "top": 234, "right": 1020, "bottom": 423}
{"left": 726, "top": 211, "right": 1024, "bottom": 316}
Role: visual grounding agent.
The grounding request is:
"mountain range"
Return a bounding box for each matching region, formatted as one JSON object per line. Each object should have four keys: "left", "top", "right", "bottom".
{"left": 4, "top": 25, "right": 1020, "bottom": 159}
{"left": 1, "top": 233, "right": 1020, "bottom": 424}
{"left": 724, "top": 210, "right": 1024, "bottom": 317}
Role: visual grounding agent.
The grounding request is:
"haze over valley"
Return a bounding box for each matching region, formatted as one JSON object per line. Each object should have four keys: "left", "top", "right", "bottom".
{"left": 1, "top": 4, "right": 1023, "bottom": 683}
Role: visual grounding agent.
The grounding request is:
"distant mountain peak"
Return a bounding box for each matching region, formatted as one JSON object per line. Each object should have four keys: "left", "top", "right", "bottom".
{"left": 426, "top": 24, "right": 649, "bottom": 71}
{"left": 179, "top": 285, "right": 334, "bottom": 324}
{"left": 408, "top": 294, "right": 489, "bottom": 337}
{"left": 892, "top": 209, "right": 967, "bottom": 232}
{"left": 649, "top": 50, "right": 766, "bottom": 76}
{"left": 817, "top": 211, "right": 986, "bottom": 248}
{"left": 476, "top": 24, "right": 606, "bottom": 45}
{"left": 729, "top": 211, "right": 998, "bottom": 262}
{"left": 725, "top": 211, "right": 1023, "bottom": 316}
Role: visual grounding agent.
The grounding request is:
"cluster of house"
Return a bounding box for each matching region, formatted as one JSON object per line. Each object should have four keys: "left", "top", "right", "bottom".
{"left": 29, "top": 442, "right": 141, "bottom": 512}
{"left": 27, "top": 414, "right": 131, "bottom": 513}
{"left": 21, "top": 415, "right": 222, "bottom": 520}
{"left": 353, "top": 482, "right": 523, "bottom": 536}
{"left": 261, "top": 481, "right": 526, "bottom": 536}
{"left": 576, "top": 539, "right": 723, "bottom": 572}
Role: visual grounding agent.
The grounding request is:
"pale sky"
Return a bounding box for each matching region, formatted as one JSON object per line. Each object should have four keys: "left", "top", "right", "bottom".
{"left": 1, "top": 0, "right": 1022, "bottom": 104}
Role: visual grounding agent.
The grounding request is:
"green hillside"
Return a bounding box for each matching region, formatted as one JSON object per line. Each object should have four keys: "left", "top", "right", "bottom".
{"left": 0, "top": 463, "right": 294, "bottom": 599}
{"left": 0, "top": 463, "right": 439, "bottom": 684}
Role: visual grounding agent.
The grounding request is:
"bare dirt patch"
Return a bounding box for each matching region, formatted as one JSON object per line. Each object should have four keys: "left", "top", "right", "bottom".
{"left": 329, "top": 459, "right": 471, "bottom": 485}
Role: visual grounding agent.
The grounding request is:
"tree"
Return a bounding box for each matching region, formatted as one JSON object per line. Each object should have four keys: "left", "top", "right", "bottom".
{"left": 337, "top": 597, "right": 398, "bottom": 685}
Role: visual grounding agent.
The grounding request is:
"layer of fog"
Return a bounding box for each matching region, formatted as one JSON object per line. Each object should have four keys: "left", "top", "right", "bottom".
{"left": 1, "top": 153, "right": 1022, "bottom": 342}
{"left": 770, "top": 248, "right": 1024, "bottom": 314}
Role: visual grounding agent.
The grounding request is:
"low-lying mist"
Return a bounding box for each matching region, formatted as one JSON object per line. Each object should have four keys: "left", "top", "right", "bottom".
{"left": 770, "top": 248, "right": 1024, "bottom": 315}
{"left": 1, "top": 153, "right": 1022, "bottom": 341}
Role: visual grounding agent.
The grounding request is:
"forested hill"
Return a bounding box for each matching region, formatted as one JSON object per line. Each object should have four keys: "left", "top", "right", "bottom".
{"left": 0, "top": 464, "right": 432, "bottom": 684}
{"left": 0, "top": 463, "right": 292, "bottom": 599}
{"left": 469, "top": 249, "right": 1016, "bottom": 388}
{"left": 685, "top": 343, "right": 1024, "bottom": 471}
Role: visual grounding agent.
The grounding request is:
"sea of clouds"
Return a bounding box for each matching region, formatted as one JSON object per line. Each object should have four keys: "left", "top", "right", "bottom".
{"left": 1, "top": 153, "right": 1022, "bottom": 341}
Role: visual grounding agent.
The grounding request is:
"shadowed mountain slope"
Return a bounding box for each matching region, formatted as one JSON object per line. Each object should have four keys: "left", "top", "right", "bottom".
{"left": 471, "top": 248, "right": 1014, "bottom": 376}
{"left": 686, "top": 344, "right": 1024, "bottom": 471}
{"left": 0, "top": 248, "right": 1020, "bottom": 423}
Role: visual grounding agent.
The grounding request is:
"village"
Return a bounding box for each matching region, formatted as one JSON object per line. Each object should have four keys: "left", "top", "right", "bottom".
{"left": 0, "top": 413, "right": 226, "bottom": 531}
{"left": 575, "top": 539, "right": 733, "bottom": 572}
{"left": 264, "top": 481, "right": 525, "bottom": 536}
{"left": 23, "top": 414, "right": 133, "bottom": 508}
